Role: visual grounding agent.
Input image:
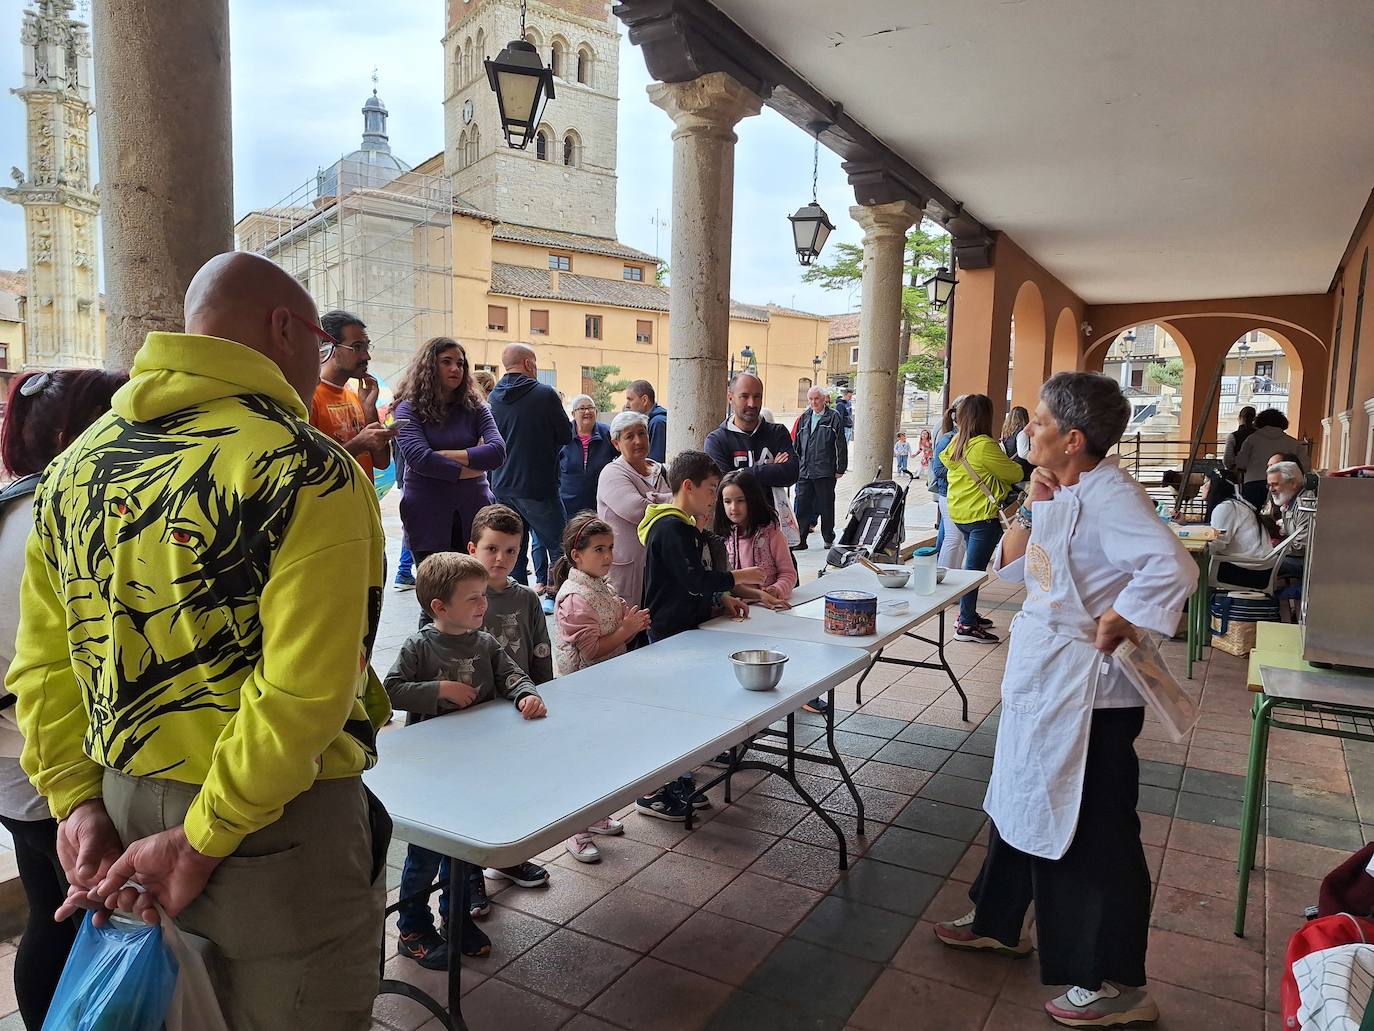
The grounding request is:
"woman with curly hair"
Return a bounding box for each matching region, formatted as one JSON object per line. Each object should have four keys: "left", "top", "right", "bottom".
{"left": 393, "top": 338, "right": 507, "bottom": 609}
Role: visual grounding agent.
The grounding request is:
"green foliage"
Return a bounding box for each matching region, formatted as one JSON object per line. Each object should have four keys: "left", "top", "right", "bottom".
{"left": 899, "top": 345, "right": 945, "bottom": 392}
{"left": 1147, "top": 358, "right": 1184, "bottom": 388}
{"left": 655, "top": 262, "right": 669, "bottom": 286}
{"left": 589, "top": 365, "right": 630, "bottom": 412}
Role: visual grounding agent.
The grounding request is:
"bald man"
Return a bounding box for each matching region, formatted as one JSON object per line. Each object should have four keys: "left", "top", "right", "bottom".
{"left": 7, "top": 252, "right": 391, "bottom": 1030}
{"left": 487, "top": 343, "right": 573, "bottom": 593}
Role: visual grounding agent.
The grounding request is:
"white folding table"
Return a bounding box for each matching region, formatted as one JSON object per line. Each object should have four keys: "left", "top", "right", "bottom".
{"left": 705, "top": 565, "right": 988, "bottom": 716}
{"left": 366, "top": 628, "right": 869, "bottom": 1030}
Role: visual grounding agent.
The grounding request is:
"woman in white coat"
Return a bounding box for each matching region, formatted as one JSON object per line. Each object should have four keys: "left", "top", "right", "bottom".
{"left": 934, "top": 372, "right": 1195, "bottom": 1028}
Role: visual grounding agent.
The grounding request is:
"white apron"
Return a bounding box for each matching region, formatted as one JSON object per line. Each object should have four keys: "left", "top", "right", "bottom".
{"left": 983, "top": 485, "right": 1104, "bottom": 860}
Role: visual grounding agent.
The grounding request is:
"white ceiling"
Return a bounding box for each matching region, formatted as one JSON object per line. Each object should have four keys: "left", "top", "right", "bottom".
{"left": 712, "top": 0, "right": 1374, "bottom": 304}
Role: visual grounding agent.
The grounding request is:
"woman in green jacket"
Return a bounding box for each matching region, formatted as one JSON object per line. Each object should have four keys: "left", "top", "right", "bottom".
{"left": 942, "top": 394, "right": 1025, "bottom": 642}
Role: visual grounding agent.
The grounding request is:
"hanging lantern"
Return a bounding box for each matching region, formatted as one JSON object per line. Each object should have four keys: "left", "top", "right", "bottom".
{"left": 922, "top": 266, "right": 958, "bottom": 309}
{"left": 790, "top": 123, "right": 834, "bottom": 266}
{"left": 485, "top": 0, "right": 555, "bottom": 150}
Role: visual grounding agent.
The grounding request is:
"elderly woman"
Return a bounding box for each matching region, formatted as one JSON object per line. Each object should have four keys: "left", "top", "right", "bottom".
{"left": 560, "top": 395, "right": 616, "bottom": 519}
{"left": 935, "top": 372, "right": 1195, "bottom": 1029}
{"left": 596, "top": 410, "right": 671, "bottom": 607}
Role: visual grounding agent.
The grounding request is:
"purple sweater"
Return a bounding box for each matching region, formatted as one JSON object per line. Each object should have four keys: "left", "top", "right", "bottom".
{"left": 395, "top": 399, "right": 507, "bottom": 552}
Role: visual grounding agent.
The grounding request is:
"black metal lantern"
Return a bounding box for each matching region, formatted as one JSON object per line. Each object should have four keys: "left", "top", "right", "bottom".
{"left": 485, "top": 0, "right": 555, "bottom": 150}
{"left": 922, "top": 266, "right": 957, "bottom": 309}
{"left": 790, "top": 124, "right": 834, "bottom": 266}
{"left": 741, "top": 344, "right": 756, "bottom": 372}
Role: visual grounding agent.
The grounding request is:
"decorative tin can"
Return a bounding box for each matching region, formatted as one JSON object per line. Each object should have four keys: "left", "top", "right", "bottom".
{"left": 824, "top": 590, "right": 878, "bottom": 637}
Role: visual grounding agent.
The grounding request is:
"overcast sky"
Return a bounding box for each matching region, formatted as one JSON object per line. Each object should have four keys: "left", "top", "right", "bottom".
{"left": 0, "top": 0, "right": 872, "bottom": 316}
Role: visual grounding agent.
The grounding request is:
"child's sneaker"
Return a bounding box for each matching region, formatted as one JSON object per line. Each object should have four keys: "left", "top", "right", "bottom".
{"left": 397, "top": 929, "right": 448, "bottom": 971}
{"left": 483, "top": 862, "right": 549, "bottom": 888}
{"left": 1044, "top": 983, "right": 1158, "bottom": 1027}
{"left": 393, "top": 571, "right": 416, "bottom": 591}
{"left": 441, "top": 916, "right": 492, "bottom": 959}
{"left": 802, "top": 697, "right": 829, "bottom": 714}
{"left": 954, "top": 623, "right": 1000, "bottom": 644}
{"left": 587, "top": 817, "right": 624, "bottom": 836}
{"left": 672, "top": 775, "right": 712, "bottom": 810}
{"left": 467, "top": 866, "right": 491, "bottom": 919}
{"left": 564, "top": 832, "right": 601, "bottom": 863}
{"left": 636, "top": 785, "right": 690, "bottom": 821}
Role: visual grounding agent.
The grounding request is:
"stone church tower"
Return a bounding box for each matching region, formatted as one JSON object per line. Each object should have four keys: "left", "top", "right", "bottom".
{"left": 0, "top": 0, "right": 101, "bottom": 369}
{"left": 444, "top": 0, "right": 618, "bottom": 237}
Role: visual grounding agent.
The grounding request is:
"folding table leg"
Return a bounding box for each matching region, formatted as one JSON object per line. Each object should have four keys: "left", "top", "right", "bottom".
{"left": 853, "top": 649, "right": 882, "bottom": 706}
{"left": 935, "top": 610, "right": 970, "bottom": 723}
{"left": 826, "top": 687, "right": 865, "bottom": 841}
{"left": 1233, "top": 696, "right": 1274, "bottom": 938}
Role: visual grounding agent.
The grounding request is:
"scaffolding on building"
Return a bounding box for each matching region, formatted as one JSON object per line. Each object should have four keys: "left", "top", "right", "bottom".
{"left": 236, "top": 161, "right": 455, "bottom": 380}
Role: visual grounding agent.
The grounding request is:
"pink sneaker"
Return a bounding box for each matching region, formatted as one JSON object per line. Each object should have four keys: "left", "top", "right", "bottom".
{"left": 587, "top": 817, "right": 624, "bottom": 836}
{"left": 564, "top": 833, "right": 601, "bottom": 863}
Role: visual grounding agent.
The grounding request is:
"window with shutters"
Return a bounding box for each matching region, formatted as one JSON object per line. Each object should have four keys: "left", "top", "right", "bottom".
{"left": 636, "top": 320, "right": 653, "bottom": 344}
{"left": 487, "top": 305, "right": 507, "bottom": 332}
{"left": 585, "top": 315, "right": 602, "bottom": 340}
{"left": 530, "top": 309, "right": 550, "bottom": 335}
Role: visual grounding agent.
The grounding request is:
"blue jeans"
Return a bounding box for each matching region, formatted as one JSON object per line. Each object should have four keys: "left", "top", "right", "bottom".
{"left": 397, "top": 534, "right": 414, "bottom": 580}
{"left": 501, "top": 495, "right": 568, "bottom": 587}
{"left": 396, "top": 844, "right": 450, "bottom": 936}
{"left": 955, "top": 518, "right": 1004, "bottom": 627}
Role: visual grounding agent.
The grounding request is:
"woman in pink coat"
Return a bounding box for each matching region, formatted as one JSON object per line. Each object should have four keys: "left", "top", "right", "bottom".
{"left": 596, "top": 411, "right": 670, "bottom": 608}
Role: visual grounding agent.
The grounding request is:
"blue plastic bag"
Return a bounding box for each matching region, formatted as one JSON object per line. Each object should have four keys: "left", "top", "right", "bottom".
{"left": 42, "top": 912, "right": 178, "bottom": 1031}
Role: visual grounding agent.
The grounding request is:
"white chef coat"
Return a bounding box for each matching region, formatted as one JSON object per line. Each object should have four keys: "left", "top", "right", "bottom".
{"left": 1209, "top": 496, "right": 1271, "bottom": 565}
{"left": 984, "top": 457, "right": 1196, "bottom": 858}
{"left": 993, "top": 457, "right": 1196, "bottom": 708}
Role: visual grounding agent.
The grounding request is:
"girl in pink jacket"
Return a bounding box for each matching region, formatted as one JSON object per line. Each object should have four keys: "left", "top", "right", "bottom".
{"left": 713, "top": 469, "right": 797, "bottom": 609}
{"left": 550, "top": 512, "right": 652, "bottom": 862}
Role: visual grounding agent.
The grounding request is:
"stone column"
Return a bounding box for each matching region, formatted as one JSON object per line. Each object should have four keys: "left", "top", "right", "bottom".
{"left": 648, "top": 72, "right": 762, "bottom": 456}
{"left": 92, "top": 0, "right": 234, "bottom": 369}
{"left": 850, "top": 201, "right": 921, "bottom": 480}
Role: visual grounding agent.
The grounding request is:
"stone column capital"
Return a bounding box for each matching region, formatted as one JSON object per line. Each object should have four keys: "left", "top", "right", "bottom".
{"left": 849, "top": 200, "right": 922, "bottom": 243}
{"left": 648, "top": 72, "right": 763, "bottom": 142}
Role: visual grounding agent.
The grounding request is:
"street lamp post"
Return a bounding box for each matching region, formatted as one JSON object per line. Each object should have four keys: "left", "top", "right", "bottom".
{"left": 484, "top": 0, "right": 555, "bottom": 150}
{"left": 812, "top": 353, "right": 823, "bottom": 389}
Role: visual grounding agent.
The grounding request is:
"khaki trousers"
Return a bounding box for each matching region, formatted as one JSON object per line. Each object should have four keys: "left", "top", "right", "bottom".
{"left": 102, "top": 770, "right": 386, "bottom": 1031}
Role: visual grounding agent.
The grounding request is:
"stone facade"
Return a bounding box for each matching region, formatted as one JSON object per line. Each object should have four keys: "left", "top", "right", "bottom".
{"left": 0, "top": 0, "right": 102, "bottom": 370}
{"left": 444, "top": 0, "right": 618, "bottom": 237}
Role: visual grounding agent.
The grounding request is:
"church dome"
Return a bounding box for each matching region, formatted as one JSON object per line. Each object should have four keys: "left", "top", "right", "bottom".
{"left": 316, "top": 88, "right": 412, "bottom": 199}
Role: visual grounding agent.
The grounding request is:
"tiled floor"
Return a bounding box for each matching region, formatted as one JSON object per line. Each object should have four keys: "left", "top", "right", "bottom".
{"left": 368, "top": 559, "right": 1351, "bottom": 1031}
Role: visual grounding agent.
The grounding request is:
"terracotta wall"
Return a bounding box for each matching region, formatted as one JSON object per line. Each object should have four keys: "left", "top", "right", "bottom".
{"left": 1324, "top": 193, "right": 1374, "bottom": 467}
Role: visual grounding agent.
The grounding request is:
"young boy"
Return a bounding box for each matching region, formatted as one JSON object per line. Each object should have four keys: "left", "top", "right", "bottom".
{"left": 384, "top": 553, "right": 548, "bottom": 971}
{"left": 635, "top": 450, "right": 763, "bottom": 820}
{"left": 464, "top": 504, "right": 557, "bottom": 914}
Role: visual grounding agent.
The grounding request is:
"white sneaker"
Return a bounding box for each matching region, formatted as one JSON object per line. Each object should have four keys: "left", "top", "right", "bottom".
{"left": 564, "top": 833, "right": 601, "bottom": 863}
{"left": 587, "top": 817, "right": 623, "bottom": 836}
{"left": 1045, "top": 983, "right": 1158, "bottom": 1027}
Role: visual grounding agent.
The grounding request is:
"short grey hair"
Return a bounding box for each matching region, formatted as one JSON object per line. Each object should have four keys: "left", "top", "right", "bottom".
{"left": 609, "top": 410, "right": 648, "bottom": 439}
{"left": 570, "top": 393, "right": 596, "bottom": 411}
{"left": 1040, "top": 372, "right": 1130, "bottom": 459}
{"left": 1267, "top": 460, "right": 1303, "bottom": 484}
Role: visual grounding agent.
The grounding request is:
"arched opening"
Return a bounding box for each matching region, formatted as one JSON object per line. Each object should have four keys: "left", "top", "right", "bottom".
{"left": 563, "top": 131, "right": 580, "bottom": 167}
{"left": 475, "top": 29, "right": 485, "bottom": 69}
{"left": 524, "top": 27, "right": 542, "bottom": 54}
{"left": 1218, "top": 327, "right": 1307, "bottom": 446}
{"left": 1097, "top": 322, "right": 1193, "bottom": 457}
{"left": 467, "top": 124, "right": 480, "bottom": 167}
{"left": 550, "top": 38, "right": 566, "bottom": 78}
{"left": 1008, "top": 280, "right": 1047, "bottom": 411}
{"left": 535, "top": 130, "right": 548, "bottom": 161}
{"left": 457, "top": 130, "right": 468, "bottom": 170}
{"left": 463, "top": 37, "right": 473, "bottom": 82}
{"left": 577, "top": 46, "right": 593, "bottom": 85}
{"left": 1051, "top": 307, "right": 1080, "bottom": 373}
{"left": 452, "top": 44, "right": 463, "bottom": 91}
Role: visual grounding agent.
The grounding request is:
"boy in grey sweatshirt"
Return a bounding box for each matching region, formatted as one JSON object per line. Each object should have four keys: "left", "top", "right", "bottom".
{"left": 385, "top": 553, "right": 548, "bottom": 973}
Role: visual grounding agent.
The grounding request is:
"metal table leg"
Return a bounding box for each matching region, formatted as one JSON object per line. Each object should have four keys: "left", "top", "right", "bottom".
{"left": 376, "top": 859, "right": 471, "bottom": 1030}
{"left": 1234, "top": 695, "right": 1273, "bottom": 938}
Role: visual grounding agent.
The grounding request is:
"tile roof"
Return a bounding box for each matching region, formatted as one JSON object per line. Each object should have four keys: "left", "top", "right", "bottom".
{"left": 488, "top": 263, "right": 773, "bottom": 323}
{"left": 828, "top": 312, "right": 861, "bottom": 340}
{"left": 491, "top": 223, "right": 660, "bottom": 264}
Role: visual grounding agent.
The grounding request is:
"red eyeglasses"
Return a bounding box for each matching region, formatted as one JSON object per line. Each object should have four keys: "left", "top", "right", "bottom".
{"left": 274, "top": 310, "right": 337, "bottom": 348}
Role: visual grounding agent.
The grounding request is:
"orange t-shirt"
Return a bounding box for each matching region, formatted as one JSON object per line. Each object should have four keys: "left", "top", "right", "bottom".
{"left": 310, "top": 380, "right": 373, "bottom": 481}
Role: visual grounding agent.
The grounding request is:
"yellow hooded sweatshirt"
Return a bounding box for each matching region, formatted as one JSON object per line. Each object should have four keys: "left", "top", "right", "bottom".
{"left": 7, "top": 333, "right": 390, "bottom": 857}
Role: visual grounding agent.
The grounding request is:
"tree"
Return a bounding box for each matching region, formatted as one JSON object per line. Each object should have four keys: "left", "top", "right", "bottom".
{"left": 802, "top": 218, "right": 952, "bottom": 392}
{"left": 1147, "top": 357, "right": 1184, "bottom": 388}
{"left": 589, "top": 364, "right": 630, "bottom": 412}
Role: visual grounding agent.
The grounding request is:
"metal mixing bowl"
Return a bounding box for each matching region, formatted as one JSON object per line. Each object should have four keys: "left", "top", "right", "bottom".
{"left": 876, "top": 569, "right": 910, "bottom": 588}
{"left": 730, "top": 649, "right": 789, "bottom": 691}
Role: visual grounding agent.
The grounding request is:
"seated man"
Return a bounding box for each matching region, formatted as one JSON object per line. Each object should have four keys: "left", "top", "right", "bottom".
{"left": 1266, "top": 460, "right": 1316, "bottom": 580}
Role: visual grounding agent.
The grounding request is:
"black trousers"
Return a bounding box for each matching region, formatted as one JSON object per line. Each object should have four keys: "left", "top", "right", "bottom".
{"left": 412, "top": 512, "right": 468, "bottom": 629}
{"left": 0, "top": 815, "right": 78, "bottom": 1029}
{"left": 968, "top": 707, "right": 1150, "bottom": 990}
{"left": 794, "top": 476, "right": 837, "bottom": 544}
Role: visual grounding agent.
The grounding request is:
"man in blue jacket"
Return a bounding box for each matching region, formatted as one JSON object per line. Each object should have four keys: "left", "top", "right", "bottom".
{"left": 625, "top": 380, "right": 668, "bottom": 464}
{"left": 488, "top": 344, "right": 573, "bottom": 592}
{"left": 704, "top": 373, "right": 798, "bottom": 491}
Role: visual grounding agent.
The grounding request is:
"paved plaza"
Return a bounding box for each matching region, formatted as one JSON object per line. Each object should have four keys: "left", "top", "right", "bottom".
{"left": 357, "top": 495, "right": 1353, "bottom": 1031}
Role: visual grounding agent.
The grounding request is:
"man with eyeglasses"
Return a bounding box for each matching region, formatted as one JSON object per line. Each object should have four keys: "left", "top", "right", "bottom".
{"left": 8, "top": 252, "right": 391, "bottom": 1029}
{"left": 311, "top": 310, "right": 394, "bottom": 483}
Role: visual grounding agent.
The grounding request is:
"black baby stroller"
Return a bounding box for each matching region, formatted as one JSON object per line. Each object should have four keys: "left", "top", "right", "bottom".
{"left": 825, "top": 476, "right": 908, "bottom": 569}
